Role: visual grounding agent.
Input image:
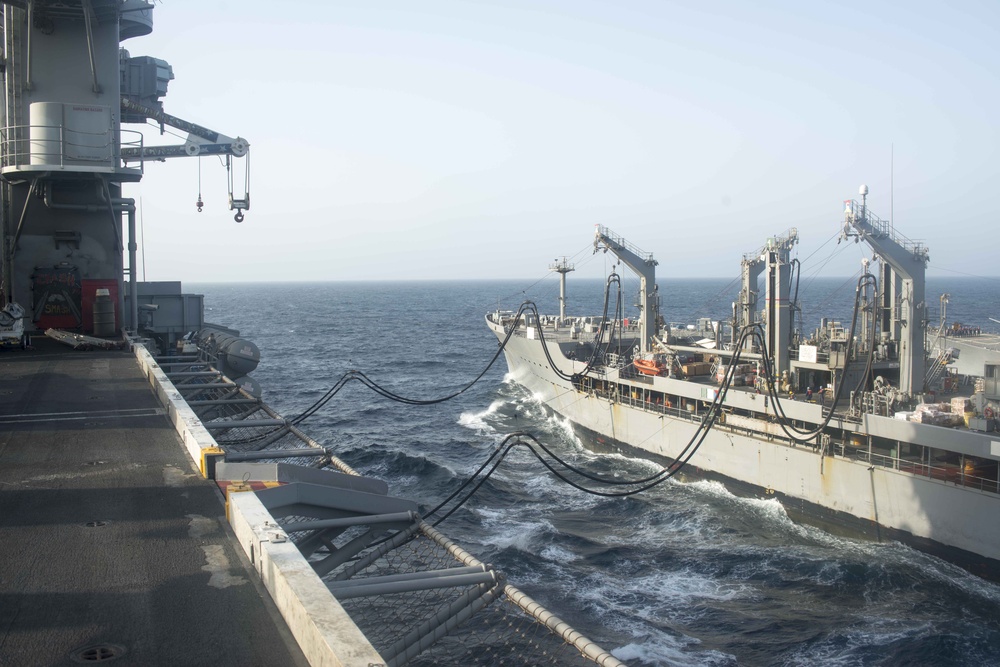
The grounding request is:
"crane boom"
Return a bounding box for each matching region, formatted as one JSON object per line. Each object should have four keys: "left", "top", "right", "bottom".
{"left": 842, "top": 189, "right": 928, "bottom": 396}
{"left": 120, "top": 142, "right": 246, "bottom": 161}
{"left": 119, "top": 97, "right": 250, "bottom": 219}
{"left": 121, "top": 97, "right": 250, "bottom": 157}
{"left": 593, "top": 225, "right": 659, "bottom": 355}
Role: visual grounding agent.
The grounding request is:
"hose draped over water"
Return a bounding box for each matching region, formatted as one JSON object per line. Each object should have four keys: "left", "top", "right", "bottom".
{"left": 222, "top": 270, "right": 878, "bottom": 527}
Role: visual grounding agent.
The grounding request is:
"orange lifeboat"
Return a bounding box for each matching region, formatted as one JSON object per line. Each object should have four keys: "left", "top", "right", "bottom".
{"left": 633, "top": 357, "right": 665, "bottom": 376}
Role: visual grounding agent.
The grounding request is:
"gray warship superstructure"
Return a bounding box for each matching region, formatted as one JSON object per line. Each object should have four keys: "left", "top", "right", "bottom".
{"left": 0, "top": 3, "right": 622, "bottom": 666}
{"left": 488, "top": 194, "right": 1000, "bottom": 578}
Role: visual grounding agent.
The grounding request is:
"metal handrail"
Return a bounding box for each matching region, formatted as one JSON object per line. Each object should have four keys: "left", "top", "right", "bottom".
{"left": 856, "top": 449, "right": 999, "bottom": 494}
{"left": 612, "top": 389, "right": 1000, "bottom": 496}
{"left": 595, "top": 224, "right": 655, "bottom": 263}
{"left": 742, "top": 227, "right": 799, "bottom": 263}
{"left": 844, "top": 199, "right": 928, "bottom": 260}
{"left": 1, "top": 123, "right": 143, "bottom": 171}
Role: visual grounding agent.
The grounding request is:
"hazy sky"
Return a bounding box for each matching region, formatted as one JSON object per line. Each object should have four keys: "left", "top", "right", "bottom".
{"left": 124, "top": 0, "right": 998, "bottom": 283}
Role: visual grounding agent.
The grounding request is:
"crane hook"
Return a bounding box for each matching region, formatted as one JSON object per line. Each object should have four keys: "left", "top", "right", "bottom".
{"left": 196, "top": 156, "right": 203, "bottom": 212}
{"left": 234, "top": 210, "right": 244, "bottom": 223}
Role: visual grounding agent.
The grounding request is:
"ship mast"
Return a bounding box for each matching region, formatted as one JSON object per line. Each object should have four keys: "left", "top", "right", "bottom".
{"left": 593, "top": 225, "right": 658, "bottom": 355}
{"left": 549, "top": 257, "right": 574, "bottom": 321}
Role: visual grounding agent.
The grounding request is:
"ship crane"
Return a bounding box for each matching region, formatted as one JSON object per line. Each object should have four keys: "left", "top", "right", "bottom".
{"left": 593, "top": 225, "right": 658, "bottom": 355}
{"left": 841, "top": 184, "right": 928, "bottom": 397}
{"left": 119, "top": 98, "right": 250, "bottom": 221}
{"left": 736, "top": 228, "right": 798, "bottom": 377}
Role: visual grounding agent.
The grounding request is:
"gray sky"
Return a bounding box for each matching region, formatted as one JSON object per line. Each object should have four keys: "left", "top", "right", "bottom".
{"left": 124, "top": 0, "right": 998, "bottom": 283}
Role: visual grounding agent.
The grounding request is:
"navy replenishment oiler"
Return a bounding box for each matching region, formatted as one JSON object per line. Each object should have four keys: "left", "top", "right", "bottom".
{"left": 0, "top": 2, "right": 624, "bottom": 665}
{"left": 488, "top": 193, "right": 1000, "bottom": 579}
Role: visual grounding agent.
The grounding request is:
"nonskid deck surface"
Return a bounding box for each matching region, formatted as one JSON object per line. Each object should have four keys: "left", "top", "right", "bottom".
{"left": 0, "top": 338, "right": 307, "bottom": 666}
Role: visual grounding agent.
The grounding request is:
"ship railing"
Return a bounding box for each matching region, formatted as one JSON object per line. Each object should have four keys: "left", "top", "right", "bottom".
{"left": 595, "top": 224, "right": 655, "bottom": 263}
{"left": 604, "top": 352, "right": 629, "bottom": 369}
{"left": 849, "top": 390, "right": 894, "bottom": 418}
{"left": 742, "top": 227, "right": 799, "bottom": 264}
{"left": 940, "top": 323, "right": 989, "bottom": 339}
{"left": 853, "top": 449, "right": 1000, "bottom": 495}
{"left": 598, "top": 381, "right": 999, "bottom": 491}
{"left": 494, "top": 317, "right": 576, "bottom": 343}
{"left": 600, "top": 388, "right": 699, "bottom": 423}
{"left": 613, "top": 390, "right": 823, "bottom": 441}
{"left": 492, "top": 311, "right": 636, "bottom": 347}
{"left": 789, "top": 347, "right": 830, "bottom": 364}
{"left": 844, "top": 199, "right": 929, "bottom": 261}
{"left": 790, "top": 343, "right": 878, "bottom": 365}
{"left": 0, "top": 123, "right": 144, "bottom": 174}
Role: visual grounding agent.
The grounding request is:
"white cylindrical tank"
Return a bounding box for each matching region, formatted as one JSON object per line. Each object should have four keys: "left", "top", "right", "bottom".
{"left": 28, "top": 102, "right": 63, "bottom": 166}
{"left": 28, "top": 102, "right": 113, "bottom": 166}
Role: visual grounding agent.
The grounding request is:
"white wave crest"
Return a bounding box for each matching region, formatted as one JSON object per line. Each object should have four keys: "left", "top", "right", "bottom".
{"left": 457, "top": 400, "right": 504, "bottom": 434}
{"left": 613, "top": 637, "right": 733, "bottom": 667}
{"left": 784, "top": 617, "right": 935, "bottom": 667}
{"left": 545, "top": 411, "right": 585, "bottom": 447}
{"left": 475, "top": 507, "right": 556, "bottom": 553}
{"left": 539, "top": 543, "right": 580, "bottom": 564}
{"left": 683, "top": 479, "right": 792, "bottom": 524}
{"left": 578, "top": 569, "right": 742, "bottom": 665}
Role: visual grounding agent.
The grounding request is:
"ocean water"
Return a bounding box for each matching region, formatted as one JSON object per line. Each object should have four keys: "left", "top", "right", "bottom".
{"left": 193, "top": 276, "right": 1000, "bottom": 666}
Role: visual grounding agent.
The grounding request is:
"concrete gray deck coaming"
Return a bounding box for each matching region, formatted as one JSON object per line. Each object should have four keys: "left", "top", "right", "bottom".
{"left": 0, "top": 339, "right": 307, "bottom": 666}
